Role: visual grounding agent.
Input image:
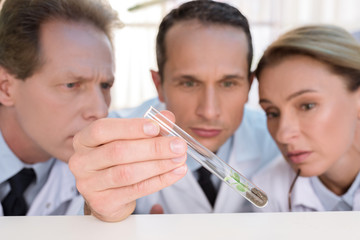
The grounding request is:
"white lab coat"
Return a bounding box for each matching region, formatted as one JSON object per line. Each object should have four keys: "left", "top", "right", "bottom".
{"left": 252, "top": 156, "right": 360, "bottom": 212}
{"left": 135, "top": 148, "right": 259, "bottom": 213}
{"left": 111, "top": 98, "right": 280, "bottom": 214}
{"left": 0, "top": 160, "right": 83, "bottom": 216}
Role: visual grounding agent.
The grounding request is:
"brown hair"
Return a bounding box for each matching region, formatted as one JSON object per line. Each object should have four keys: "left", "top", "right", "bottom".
{"left": 0, "top": 0, "right": 121, "bottom": 80}
{"left": 256, "top": 25, "right": 360, "bottom": 91}
{"left": 156, "top": 0, "right": 253, "bottom": 82}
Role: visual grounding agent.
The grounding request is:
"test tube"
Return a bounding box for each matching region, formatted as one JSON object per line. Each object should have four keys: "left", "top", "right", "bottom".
{"left": 144, "top": 106, "right": 268, "bottom": 208}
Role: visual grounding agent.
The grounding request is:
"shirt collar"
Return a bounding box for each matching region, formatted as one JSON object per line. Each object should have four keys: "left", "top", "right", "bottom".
{"left": 311, "top": 172, "right": 360, "bottom": 211}
{"left": 24, "top": 158, "right": 55, "bottom": 184}
{"left": 291, "top": 172, "right": 360, "bottom": 211}
{"left": 0, "top": 130, "right": 24, "bottom": 183}
{"left": 345, "top": 172, "right": 360, "bottom": 207}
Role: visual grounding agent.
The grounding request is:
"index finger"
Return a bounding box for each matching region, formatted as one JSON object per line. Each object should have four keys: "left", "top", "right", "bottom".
{"left": 74, "top": 111, "right": 175, "bottom": 148}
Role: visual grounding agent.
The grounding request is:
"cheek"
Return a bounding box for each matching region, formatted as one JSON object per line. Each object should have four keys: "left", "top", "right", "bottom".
{"left": 164, "top": 89, "right": 197, "bottom": 115}
{"left": 226, "top": 103, "right": 244, "bottom": 127}
{"left": 318, "top": 103, "right": 356, "bottom": 140}
{"left": 104, "top": 92, "right": 111, "bottom": 107}
{"left": 166, "top": 103, "right": 193, "bottom": 129}
{"left": 316, "top": 118, "right": 356, "bottom": 158}
{"left": 15, "top": 90, "right": 56, "bottom": 127}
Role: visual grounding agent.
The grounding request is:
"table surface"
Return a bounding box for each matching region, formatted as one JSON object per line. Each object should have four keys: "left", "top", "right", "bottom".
{"left": 1, "top": 211, "right": 359, "bottom": 240}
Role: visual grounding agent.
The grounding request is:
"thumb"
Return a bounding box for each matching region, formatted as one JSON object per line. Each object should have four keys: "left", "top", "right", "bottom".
{"left": 150, "top": 204, "right": 164, "bottom": 214}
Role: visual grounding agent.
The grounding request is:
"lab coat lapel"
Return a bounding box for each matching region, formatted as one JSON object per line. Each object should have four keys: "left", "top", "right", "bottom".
{"left": 171, "top": 171, "right": 212, "bottom": 213}
{"left": 162, "top": 170, "right": 212, "bottom": 213}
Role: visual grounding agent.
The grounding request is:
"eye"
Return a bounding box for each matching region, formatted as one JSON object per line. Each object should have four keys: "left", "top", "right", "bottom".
{"left": 221, "top": 81, "right": 235, "bottom": 88}
{"left": 265, "top": 111, "right": 280, "bottom": 119}
{"left": 65, "top": 82, "right": 80, "bottom": 89}
{"left": 181, "top": 80, "right": 196, "bottom": 87}
{"left": 262, "top": 106, "right": 280, "bottom": 119}
{"left": 101, "top": 82, "right": 113, "bottom": 90}
{"left": 300, "top": 103, "right": 316, "bottom": 111}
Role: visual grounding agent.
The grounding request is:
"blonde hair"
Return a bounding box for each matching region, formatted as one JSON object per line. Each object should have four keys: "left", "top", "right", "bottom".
{"left": 256, "top": 25, "right": 360, "bottom": 91}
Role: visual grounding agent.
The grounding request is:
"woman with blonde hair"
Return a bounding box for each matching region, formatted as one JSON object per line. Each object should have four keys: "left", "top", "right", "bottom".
{"left": 253, "top": 25, "right": 360, "bottom": 212}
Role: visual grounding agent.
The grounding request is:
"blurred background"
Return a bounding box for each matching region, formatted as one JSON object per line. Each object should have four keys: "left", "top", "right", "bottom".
{"left": 108, "top": 0, "right": 360, "bottom": 110}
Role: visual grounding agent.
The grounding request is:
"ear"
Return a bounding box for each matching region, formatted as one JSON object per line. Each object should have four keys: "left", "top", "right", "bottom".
{"left": 0, "top": 67, "right": 16, "bottom": 106}
{"left": 150, "top": 69, "right": 165, "bottom": 102}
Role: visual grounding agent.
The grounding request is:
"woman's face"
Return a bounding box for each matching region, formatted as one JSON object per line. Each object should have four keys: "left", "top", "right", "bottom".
{"left": 259, "top": 55, "right": 360, "bottom": 177}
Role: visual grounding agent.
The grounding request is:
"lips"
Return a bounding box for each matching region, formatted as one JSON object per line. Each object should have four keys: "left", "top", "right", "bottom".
{"left": 191, "top": 128, "right": 222, "bottom": 138}
{"left": 287, "top": 151, "right": 311, "bottom": 164}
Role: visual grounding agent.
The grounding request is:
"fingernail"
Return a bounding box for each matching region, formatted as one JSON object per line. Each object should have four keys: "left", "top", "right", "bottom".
{"left": 172, "top": 155, "right": 186, "bottom": 163}
{"left": 172, "top": 165, "right": 187, "bottom": 175}
{"left": 170, "top": 138, "right": 186, "bottom": 154}
{"left": 143, "top": 121, "right": 159, "bottom": 136}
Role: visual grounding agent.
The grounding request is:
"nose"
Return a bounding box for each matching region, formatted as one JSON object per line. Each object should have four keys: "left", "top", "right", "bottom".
{"left": 274, "top": 112, "right": 299, "bottom": 144}
{"left": 195, "top": 86, "right": 220, "bottom": 120}
{"left": 83, "top": 86, "right": 109, "bottom": 121}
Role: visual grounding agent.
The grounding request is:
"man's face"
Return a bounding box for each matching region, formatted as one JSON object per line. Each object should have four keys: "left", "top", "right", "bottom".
{"left": 153, "top": 21, "right": 251, "bottom": 152}
{"left": 7, "top": 20, "right": 114, "bottom": 162}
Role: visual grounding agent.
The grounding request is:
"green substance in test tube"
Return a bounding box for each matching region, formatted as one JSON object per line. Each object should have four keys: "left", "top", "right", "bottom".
{"left": 224, "top": 171, "right": 249, "bottom": 192}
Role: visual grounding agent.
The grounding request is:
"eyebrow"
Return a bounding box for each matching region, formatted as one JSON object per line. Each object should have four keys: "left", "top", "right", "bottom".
{"left": 259, "top": 89, "right": 318, "bottom": 104}
{"left": 221, "top": 74, "right": 247, "bottom": 81}
{"left": 68, "top": 72, "right": 114, "bottom": 83}
{"left": 286, "top": 89, "right": 317, "bottom": 101}
{"left": 174, "top": 74, "right": 246, "bottom": 82}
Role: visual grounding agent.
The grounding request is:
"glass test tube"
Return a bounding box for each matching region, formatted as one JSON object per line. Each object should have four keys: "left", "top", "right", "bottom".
{"left": 144, "top": 106, "right": 268, "bottom": 208}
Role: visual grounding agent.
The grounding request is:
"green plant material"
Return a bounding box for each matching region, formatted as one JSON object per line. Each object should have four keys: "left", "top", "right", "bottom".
{"left": 224, "top": 176, "right": 231, "bottom": 182}
{"left": 232, "top": 172, "right": 241, "bottom": 183}
{"left": 225, "top": 171, "right": 248, "bottom": 192}
{"left": 236, "top": 183, "right": 247, "bottom": 192}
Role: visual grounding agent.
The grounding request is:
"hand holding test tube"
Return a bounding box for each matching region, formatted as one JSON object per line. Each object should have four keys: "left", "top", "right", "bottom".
{"left": 144, "top": 106, "right": 268, "bottom": 208}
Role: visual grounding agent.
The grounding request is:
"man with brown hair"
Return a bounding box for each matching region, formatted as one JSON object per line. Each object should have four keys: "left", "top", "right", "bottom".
{"left": 0, "top": 0, "right": 120, "bottom": 216}
{"left": 69, "top": 0, "right": 280, "bottom": 222}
